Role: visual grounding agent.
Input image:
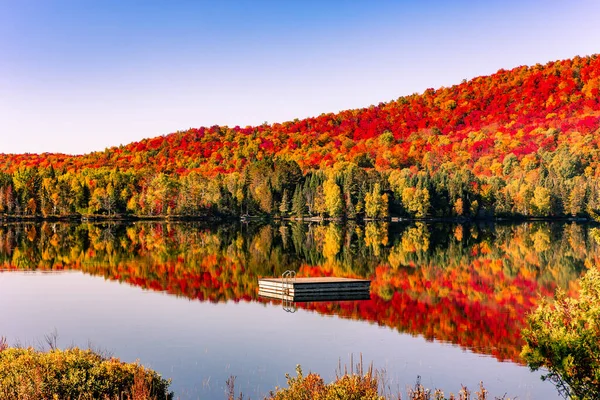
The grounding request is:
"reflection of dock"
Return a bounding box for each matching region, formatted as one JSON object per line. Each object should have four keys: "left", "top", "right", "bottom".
{"left": 258, "top": 276, "right": 371, "bottom": 302}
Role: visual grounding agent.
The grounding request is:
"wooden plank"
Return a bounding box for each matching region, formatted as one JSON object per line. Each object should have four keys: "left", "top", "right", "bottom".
{"left": 259, "top": 277, "right": 370, "bottom": 284}
{"left": 258, "top": 278, "right": 370, "bottom": 287}
{"left": 258, "top": 288, "right": 370, "bottom": 296}
{"left": 292, "top": 283, "right": 370, "bottom": 290}
{"left": 258, "top": 284, "right": 370, "bottom": 293}
{"left": 258, "top": 278, "right": 370, "bottom": 291}
{"left": 258, "top": 287, "right": 370, "bottom": 295}
{"left": 258, "top": 276, "right": 371, "bottom": 302}
{"left": 259, "top": 284, "right": 370, "bottom": 293}
{"left": 258, "top": 289, "right": 371, "bottom": 302}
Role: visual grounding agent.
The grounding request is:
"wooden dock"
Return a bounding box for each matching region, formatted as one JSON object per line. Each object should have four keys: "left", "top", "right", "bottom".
{"left": 258, "top": 276, "right": 371, "bottom": 302}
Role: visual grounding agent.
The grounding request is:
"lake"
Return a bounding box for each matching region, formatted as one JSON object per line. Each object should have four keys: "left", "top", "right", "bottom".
{"left": 1, "top": 221, "right": 593, "bottom": 399}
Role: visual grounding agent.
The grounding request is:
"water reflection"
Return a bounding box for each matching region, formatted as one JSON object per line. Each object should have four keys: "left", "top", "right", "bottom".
{"left": 0, "top": 221, "right": 594, "bottom": 364}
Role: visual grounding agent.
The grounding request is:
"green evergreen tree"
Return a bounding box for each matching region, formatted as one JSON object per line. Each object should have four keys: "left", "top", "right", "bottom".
{"left": 279, "top": 189, "right": 290, "bottom": 216}
{"left": 291, "top": 186, "right": 306, "bottom": 219}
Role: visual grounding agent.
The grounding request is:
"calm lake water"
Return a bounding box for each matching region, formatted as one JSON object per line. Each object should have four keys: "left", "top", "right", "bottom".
{"left": 1, "top": 221, "right": 593, "bottom": 399}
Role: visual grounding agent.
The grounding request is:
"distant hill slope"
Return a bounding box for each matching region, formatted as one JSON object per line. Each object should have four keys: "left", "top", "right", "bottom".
{"left": 1, "top": 54, "right": 600, "bottom": 219}
{"left": 2, "top": 54, "right": 600, "bottom": 175}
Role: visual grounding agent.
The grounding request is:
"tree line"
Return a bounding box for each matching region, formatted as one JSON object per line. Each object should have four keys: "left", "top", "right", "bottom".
{"left": 1, "top": 144, "right": 599, "bottom": 221}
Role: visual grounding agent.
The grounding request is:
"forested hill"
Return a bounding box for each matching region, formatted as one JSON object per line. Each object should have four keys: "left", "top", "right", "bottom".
{"left": 1, "top": 54, "right": 600, "bottom": 219}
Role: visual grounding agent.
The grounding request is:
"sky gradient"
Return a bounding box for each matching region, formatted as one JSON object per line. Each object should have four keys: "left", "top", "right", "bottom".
{"left": 2, "top": 0, "right": 600, "bottom": 155}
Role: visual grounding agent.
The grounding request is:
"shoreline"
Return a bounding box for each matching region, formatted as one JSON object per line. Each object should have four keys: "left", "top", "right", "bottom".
{"left": 0, "top": 213, "right": 594, "bottom": 224}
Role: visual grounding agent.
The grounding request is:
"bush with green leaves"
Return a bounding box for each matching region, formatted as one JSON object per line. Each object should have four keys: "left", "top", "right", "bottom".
{"left": 521, "top": 267, "right": 600, "bottom": 399}
{"left": 0, "top": 346, "right": 173, "bottom": 400}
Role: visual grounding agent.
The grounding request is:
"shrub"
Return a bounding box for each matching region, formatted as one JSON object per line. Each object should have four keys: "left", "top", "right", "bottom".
{"left": 521, "top": 267, "right": 600, "bottom": 399}
{"left": 265, "top": 364, "right": 383, "bottom": 400}
{"left": 264, "top": 364, "right": 502, "bottom": 400}
{"left": 0, "top": 346, "right": 173, "bottom": 400}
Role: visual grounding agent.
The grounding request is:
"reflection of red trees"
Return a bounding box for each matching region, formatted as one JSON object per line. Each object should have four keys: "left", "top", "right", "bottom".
{"left": 300, "top": 264, "right": 557, "bottom": 363}
{"left": 1, "top": 55, "right": 600, "bottom": 177}
{"left": 293, "top": 262, "right": 558, "bottom": 363}
{"left": 2, "top": 258, "right": 560, "bottom": 364}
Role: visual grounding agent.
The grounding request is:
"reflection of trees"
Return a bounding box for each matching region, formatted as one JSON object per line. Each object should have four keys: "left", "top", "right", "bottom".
{"left": 0, "top": 221, "right": 593, "bottom": 363}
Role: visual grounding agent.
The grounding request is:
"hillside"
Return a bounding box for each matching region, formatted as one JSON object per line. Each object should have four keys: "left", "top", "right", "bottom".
{"left": 1, "top": 54, "right": 600, "bottom": 219}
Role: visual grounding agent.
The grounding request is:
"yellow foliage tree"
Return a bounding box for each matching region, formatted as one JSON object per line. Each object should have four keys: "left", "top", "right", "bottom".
{"left": 531, "top": 186, "right": 551, "bottom": 216}
{"left": 401, "top": 187, "right": 430, "bottom": 218}
{"left": 323, "top": 177, "right": 343, "bottom": 218}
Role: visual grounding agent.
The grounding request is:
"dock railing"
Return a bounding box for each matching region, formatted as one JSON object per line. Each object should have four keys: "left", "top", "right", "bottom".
{"left": 281, "top": 270, "right": 297, "bottom": 312}
{"left": 281, "top": 270, "right": 296, "bottom": 295}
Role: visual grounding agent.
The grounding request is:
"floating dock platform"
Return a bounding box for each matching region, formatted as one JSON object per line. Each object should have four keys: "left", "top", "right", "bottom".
{"left": 258, "top": 275, "right": 371, "bottom": 302}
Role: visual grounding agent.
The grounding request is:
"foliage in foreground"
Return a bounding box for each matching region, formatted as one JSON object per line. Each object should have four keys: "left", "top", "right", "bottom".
{"left": 260, "top": 364, "right": 505, "bottom": 400}
{"left": 0, "top": 345, "right": 173, "bottom": 400}
{"left": 521, "top": 267, "right": 600, "bottom": 399}
{"left": 265, "top": 364, "right": 381, "bottom": 400}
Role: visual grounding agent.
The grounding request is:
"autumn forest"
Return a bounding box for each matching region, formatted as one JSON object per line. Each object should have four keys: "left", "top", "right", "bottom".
{"left": 2, "top": 55, "right": 600, "bottom": 220}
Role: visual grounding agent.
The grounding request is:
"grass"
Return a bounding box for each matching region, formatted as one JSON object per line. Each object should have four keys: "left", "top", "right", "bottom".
{"left": 228, "top": 356, "right": 511, "bottom": 400}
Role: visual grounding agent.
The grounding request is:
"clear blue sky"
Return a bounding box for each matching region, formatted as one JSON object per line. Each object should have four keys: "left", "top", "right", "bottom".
{"left": 2, "top": 0, "right": 600, "bottom": 155}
